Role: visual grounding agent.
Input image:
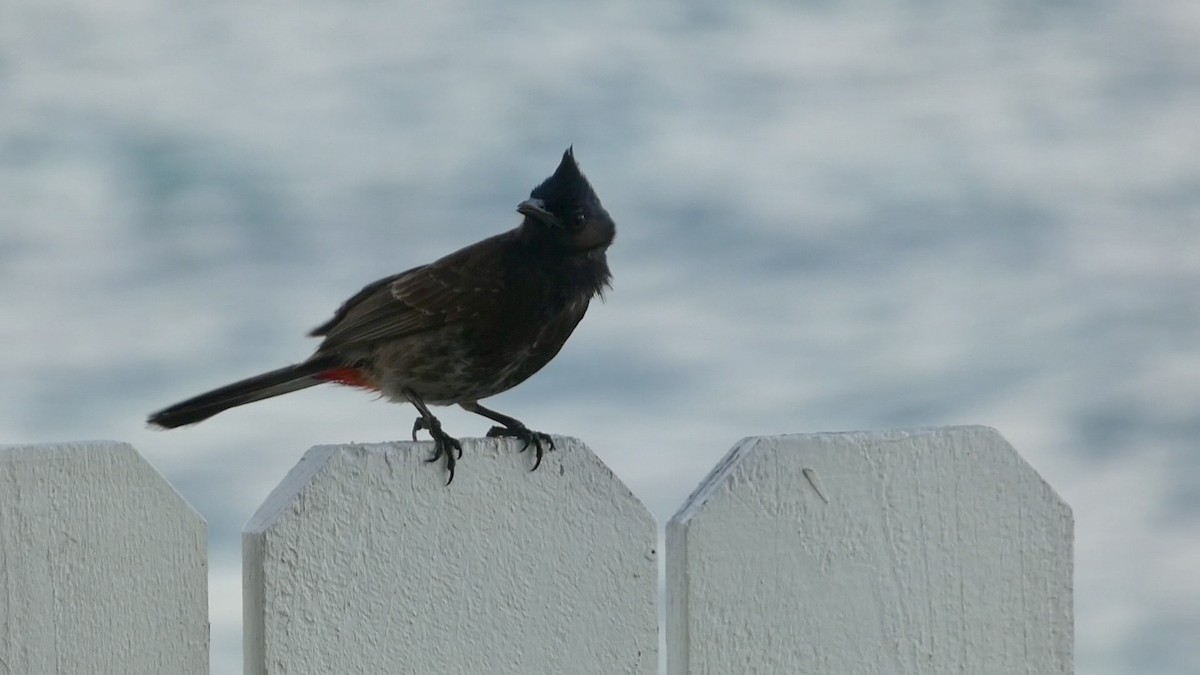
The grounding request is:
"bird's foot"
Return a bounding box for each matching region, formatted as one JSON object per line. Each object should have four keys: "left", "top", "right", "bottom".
{"left": 486, "top": 424, "right": 555, "bottom": 471}
{"left": 413, "top": 416, "right": 463, "bottom": 485}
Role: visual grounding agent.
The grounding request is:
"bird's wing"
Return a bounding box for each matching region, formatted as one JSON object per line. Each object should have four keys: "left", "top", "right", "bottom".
{"left": 310, "top": 234, "right": 507, "bottom": 353}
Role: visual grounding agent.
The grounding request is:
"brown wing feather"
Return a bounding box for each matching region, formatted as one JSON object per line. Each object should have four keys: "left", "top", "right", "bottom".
{"left": 310, "top": 232, "right": 510, "bottom": 353}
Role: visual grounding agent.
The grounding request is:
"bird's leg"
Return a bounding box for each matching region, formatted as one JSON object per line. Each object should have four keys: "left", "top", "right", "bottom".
{"left": 459, "top": 401, "right": 554, "bottom": 471}
{"left": 405, "top": 389, "right": 463, "bottom": 485}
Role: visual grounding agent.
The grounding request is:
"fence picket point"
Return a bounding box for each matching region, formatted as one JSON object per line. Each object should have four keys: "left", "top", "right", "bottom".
{"left": 0, "top": 441, "right": 208, "bottom": 675}
{"left": 667, "top": 426, "right": 1073, "bottom": 674}
{"left": 243, "top": 437, "right": 658, "bottom": 675}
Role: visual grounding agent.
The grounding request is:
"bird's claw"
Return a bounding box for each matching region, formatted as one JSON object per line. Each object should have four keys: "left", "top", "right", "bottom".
{"left": 413, "top": 416, "right": 462, "bottom": 458}
{"left": 486, "top": 425, "right": 554, "bottom": 471}
{"left": 415, "top": 417, "right": 463, "bottom": 485}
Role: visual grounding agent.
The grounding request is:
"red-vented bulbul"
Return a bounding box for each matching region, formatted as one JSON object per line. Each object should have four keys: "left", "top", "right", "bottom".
{"left": 148, "top": 148, "right": 614, "bottom": 484}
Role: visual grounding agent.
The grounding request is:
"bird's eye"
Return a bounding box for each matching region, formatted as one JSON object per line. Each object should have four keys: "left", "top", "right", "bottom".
{"left": 572, "top": 211, "right": 587, "bottom": 228}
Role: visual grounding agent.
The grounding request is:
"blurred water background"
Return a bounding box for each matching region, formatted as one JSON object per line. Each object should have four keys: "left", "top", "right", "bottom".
{"left": 3, "top": 2, "right": 1198, "bottom": 672}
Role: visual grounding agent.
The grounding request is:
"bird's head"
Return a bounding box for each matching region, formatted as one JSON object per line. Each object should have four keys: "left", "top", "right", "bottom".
{"left": 517, "top": 148, "right": 615, "bottom": 253}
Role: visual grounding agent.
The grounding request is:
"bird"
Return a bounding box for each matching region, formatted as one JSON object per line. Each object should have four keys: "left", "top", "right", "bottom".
{"left": 148, "top": 147, "right": 615, "bottom": 484}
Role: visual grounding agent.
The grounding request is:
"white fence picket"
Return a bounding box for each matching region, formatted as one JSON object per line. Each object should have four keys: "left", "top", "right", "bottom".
{"left": 243, "top": 437, "right": 658, "bottom": 675}
{"left": 0, "top": 441, "right": 208, "bottom": 675}
{"left": 666, "top": 426, "right": 1074, "bottom": 674}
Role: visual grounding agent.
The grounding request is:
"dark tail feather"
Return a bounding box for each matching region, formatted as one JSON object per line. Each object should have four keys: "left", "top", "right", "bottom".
{"left": 147, "top": 357, "right": 340, "bottom": 429}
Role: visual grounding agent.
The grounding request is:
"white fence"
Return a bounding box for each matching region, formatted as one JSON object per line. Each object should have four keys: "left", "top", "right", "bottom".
{"left": 0, "top": 426, "right": 1073, "bottom": 674}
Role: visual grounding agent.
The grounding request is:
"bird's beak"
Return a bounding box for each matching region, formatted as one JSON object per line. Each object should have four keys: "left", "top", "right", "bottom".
{"left": 517, "top": 198, "right": 557, "bottom": 225}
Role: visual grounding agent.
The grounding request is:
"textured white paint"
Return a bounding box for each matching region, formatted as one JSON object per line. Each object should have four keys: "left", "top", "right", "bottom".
{"left": 0, "top": 441, "right": 209, "bottom": 675}
{"left": 667, "top": 426, "right": 1073, "bottom": 675}
{"left": 244, "top": 437, "right": 657, "bottom": 675}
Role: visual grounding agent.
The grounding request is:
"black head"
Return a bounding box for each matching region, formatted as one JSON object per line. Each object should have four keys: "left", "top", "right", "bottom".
{"left": 517, "top": 148, "right": 615, "bottom": 253}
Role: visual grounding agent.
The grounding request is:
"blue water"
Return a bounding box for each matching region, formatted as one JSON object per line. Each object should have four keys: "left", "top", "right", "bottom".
{"left": 4, "top": 2, "right": 1198, "bottom": 672}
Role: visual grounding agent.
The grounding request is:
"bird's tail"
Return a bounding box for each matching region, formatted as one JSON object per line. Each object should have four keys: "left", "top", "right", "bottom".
{"left": 147, "top": 356, "right": 341, "bottom": 429}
